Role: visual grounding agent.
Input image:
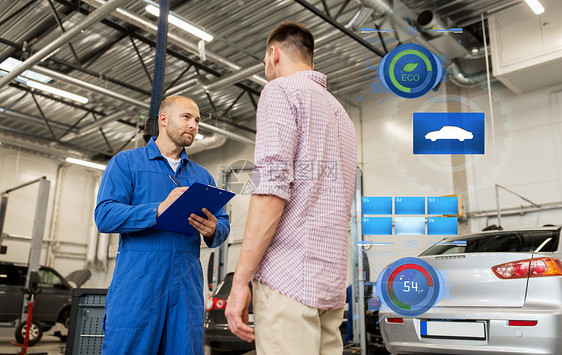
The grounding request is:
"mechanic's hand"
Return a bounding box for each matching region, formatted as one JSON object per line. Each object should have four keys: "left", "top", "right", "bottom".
{"left": 157, "top": 187, "right": 188, "bottom": 217}
{"left": 225, "top": 281, "right": 254, "bottom": 342}
{"left": 188, "top": 208, "right": 217, "bottom": 238}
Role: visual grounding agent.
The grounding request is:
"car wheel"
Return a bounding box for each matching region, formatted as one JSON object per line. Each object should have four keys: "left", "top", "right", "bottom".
{"left": 15, "top": 320, "right": 43, "bottom": 346}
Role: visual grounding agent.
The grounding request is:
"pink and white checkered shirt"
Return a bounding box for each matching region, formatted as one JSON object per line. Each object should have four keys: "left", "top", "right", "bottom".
{"left": 251, "top": 70, "right": 357, "bottom": 309}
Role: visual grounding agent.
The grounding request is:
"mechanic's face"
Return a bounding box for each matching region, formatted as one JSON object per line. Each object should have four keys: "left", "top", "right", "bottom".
{"left": 165, "top": 98, "right": 200, "bottom": 147}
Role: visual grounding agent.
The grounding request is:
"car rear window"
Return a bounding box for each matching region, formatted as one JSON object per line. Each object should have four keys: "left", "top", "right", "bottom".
{"left": 421, "top": 230, "right": 560, "bottom": 256}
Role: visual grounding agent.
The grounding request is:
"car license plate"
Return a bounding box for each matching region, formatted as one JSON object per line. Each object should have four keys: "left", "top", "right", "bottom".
{"left": 420, "top": 320, "right": 486, "bottom": 340}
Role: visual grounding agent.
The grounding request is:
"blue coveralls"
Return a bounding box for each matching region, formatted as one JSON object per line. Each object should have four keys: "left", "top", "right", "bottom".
{"left": 95, "top": 138, "right": 230, "bottom": 355}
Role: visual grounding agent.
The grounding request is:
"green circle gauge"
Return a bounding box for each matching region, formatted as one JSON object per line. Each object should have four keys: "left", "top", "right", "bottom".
{"left": 379, "top": 44, "right": 442, "bottom": 99}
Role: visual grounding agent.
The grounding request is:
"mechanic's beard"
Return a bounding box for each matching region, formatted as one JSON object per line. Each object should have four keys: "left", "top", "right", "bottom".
{"left": 168, "top": 129, "right": 193, "bottom": 147}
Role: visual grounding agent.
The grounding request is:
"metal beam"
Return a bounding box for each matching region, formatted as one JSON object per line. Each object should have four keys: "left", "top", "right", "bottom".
{"left": 294, "top": 0, "right": 386, "bottom": 58}
{"left": 8, "top": 82, "right": 106, "bottom": 116}
{"left": 82, "top": 0, "right": 268, "bottom": 87}
{"left": 0, "top": 106, "right": 77, "bottom": 132}
{"left": 202, "top": 63, "right": 264, "bottom": 93}
{"left": 0, "top": 0, "right": 128, "bottom": 90}
{"left": 129, "top": 34, "right": 153, "bottom": 85}
{"left": 0, "top": 37, "right": 151, "bottom": 96}
{"left": 33, "top": 66, "right": 148, "bottom": 109}
{"left": 50, "top": 1, "right": 262, "bottom": 97}
{"left": 30, "top": 92, "right": 57, "bottom": 140}
{"left": 81, "top": 32, "right": 128, "bottom": 68}
{"left": 46, "top": 0, "right": 82, "bottom": 64}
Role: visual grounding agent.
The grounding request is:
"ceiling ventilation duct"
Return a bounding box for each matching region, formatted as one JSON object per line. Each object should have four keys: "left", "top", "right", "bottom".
{"left": 186, "top": 133, "right": 227, "bottom": 155}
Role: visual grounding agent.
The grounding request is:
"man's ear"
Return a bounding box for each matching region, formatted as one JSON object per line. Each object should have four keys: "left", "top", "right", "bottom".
{"left": 271, "top": 45, "right": 281, "bottom": 66}
{"left": 158, "top": 113, "right": 167, "bottom": 127}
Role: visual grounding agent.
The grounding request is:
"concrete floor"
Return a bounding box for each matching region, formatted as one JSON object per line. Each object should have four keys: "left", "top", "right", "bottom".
{"left": 0, "top": 326, "right": 65, "bottom": 355}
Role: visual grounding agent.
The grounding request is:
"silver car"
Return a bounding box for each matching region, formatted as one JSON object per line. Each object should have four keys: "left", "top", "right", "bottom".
{"left": 379, "top": 227, "right": 562, "bottom": 355}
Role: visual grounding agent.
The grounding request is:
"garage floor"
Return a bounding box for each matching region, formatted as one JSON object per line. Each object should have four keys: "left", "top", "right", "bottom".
{"left": 0, "top": 328, "right": 256, "bottom": 355}
{"left": 0, "top": 327, "right": 65, "bottom": 355}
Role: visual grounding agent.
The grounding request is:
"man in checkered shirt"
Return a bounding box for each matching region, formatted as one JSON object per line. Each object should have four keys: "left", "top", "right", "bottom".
{"left": 226, "top": 22, "right": 358, "bottom": 354}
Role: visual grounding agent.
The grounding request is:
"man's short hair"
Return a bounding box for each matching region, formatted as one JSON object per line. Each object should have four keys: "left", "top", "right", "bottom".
{"left": 267, "top": 22, "right": 314, "bottom": 65}
{"left": 159, "top": 96, "right": 197, "bottom": 117}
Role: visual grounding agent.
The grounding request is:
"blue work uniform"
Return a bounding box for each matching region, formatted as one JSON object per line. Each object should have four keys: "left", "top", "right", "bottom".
{"left": 95, "top": 138, "right": 230, "bottom": 355}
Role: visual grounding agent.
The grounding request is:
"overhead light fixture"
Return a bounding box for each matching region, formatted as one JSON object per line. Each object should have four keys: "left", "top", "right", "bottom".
{"left": 66, "top": 157, "right": 106, "bottom": 171}
{"left": 26, "top": 80, "right": 89, "bottom": 104}
{"left": 524, "top": 0, "right": 545, "bottom": 14}
{"left": 144, "top": 4, "right": 214, "bottom": 42}
{"left": 195, "top": 133, "right": 204, "bottom": 140}
{"left": 0, "top": 57, "right": 52, "bottom": 83}
{"left": 0, "top": 57, "right": 87, "bottom": 104}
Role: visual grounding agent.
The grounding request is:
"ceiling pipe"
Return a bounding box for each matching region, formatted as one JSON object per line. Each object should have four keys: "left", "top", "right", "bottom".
{"left": 165, "top": 79, "right": 198, "bottom": 96}
{"left": 0, "top": 107, "right": 78, "bottom": 132}
{"left": 60, "top": 111, "right": 124, "bottom": 142}
{"left": 187, "top": 133, "right": 228, "bottom": 155}
{"left": 30, "top": 66, "right": 255, "bottom": 145}
{"left": 295, "top": 0, "right": 386, "bottom": 58}
{"left": 0, "top": 0, "right": 128, "bottom": 91}
{"left": 82, "top": 0, "right": 267, "bottom": 87}
{"left": 358, "top": 0, "right": 393, "bottom": 17}
{"left": 33, "top": 66, "right": 148, "bottom": 108}
{"left": 202, "top": 63, "right": 264, "bottom": 93}
{"left": 448, "top": 61, "right": 492, "bottom": 87}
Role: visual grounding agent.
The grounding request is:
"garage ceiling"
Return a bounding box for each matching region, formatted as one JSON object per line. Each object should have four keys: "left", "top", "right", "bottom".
{"left": 0, "top": 0, "right": 521, "bottom": 162}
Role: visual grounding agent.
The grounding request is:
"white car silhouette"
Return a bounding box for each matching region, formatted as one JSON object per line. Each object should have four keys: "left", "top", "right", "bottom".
{"left": 425, "top": 126, "right": 474, "bottom": 142}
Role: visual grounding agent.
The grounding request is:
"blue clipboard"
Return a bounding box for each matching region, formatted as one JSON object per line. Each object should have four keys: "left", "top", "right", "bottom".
{"left": 153, "top": 182, "right": 235, "bottom": 235}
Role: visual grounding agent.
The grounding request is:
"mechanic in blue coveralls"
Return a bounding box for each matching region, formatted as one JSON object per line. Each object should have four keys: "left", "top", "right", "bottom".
{"left": 95, "top": 96, "right": 230, "bottom": 354}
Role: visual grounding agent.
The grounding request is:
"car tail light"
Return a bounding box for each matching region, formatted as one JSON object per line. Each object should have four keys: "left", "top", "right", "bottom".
{"left": 386, "top": 318, "right": 403, "bottom": 324}
{"left": 205, "top": 297, "right": 226, "bottom": 311}
{"left": 509, "top": 320, "right": 538, "bottom": 326}
{"left": 492, "top": 257, "right": 562, "bottom": 279}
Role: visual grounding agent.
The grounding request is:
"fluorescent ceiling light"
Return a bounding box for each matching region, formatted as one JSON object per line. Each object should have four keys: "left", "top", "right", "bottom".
{"left": 26, "top": 80, "right": 89, "bottom": 104}
{"left": 145, "top": 4, "right": 214, "bottom": 42}
{"left": 66, "top": 157, "right": 106, "bottom": 171}
{"left": 524, "top": 0, "right": 545, "bottom": 14}
{"left": 195, "top": 133, "right": 204, "bottom": 140}
{"left": 0, "top": 57, "right": 52, "bottom": 83}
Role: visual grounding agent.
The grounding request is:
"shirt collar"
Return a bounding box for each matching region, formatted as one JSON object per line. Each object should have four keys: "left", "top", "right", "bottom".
{"left": 147, "top": 137, "right": 189, "bottom": 164}
{"left": 292, "top": 70, "right": 327, "bottom": 88}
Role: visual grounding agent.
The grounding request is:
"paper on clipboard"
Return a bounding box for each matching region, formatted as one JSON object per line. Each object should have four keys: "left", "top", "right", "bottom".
{"left": 152, "top": 182, "right": 235, "bottom": 235}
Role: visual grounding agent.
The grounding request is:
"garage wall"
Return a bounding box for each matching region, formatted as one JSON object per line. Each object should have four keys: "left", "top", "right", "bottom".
{"left": 347, "top": 80, "right": 562, "bottom": 271}
{"left": 0, "top": 146, "right": 117, "bottom": 288}
{"left": 462, "top": 82, "right": 562, "bottom": 230}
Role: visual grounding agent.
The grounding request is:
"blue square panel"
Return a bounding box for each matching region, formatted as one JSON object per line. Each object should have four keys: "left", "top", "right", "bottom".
{"left": 427, "top": 217, "right": 458, "bottom": 235}
{"left": 395, "top": 217, "right": 425, "bottom": 235}
{"left": 395, "top": 197, "right": 425, "bottom": 215}
{"left": 362, "top": 197, "right": 393, "bottom": 215}
{"left": 427, "top": 197, "right": 458, "bottom": 215}
{"left": 413, "top": 112, "right": 485, "bottom": 154}
{"left": 362, "top": 217, "right": 392, "bottom": 235}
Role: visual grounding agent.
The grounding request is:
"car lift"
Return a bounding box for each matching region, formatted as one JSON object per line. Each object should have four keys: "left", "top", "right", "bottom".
{"left": 0, "top": 177, "right": 51, "bottom": 355}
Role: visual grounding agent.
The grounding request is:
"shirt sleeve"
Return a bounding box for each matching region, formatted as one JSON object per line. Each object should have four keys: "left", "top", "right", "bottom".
{"left": 203, "top": 173, "right": 231, "bottom": 248}
{"left": 94, "top": 153, "right": 160, "bottom": 234}
{"left": 251, "top": 82, "right": 298, "bottom": 201}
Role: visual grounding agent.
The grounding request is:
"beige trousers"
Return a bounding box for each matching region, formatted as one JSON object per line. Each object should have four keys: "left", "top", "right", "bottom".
{"left": 252, "top": 281, "right": 344, "bottom": 355}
